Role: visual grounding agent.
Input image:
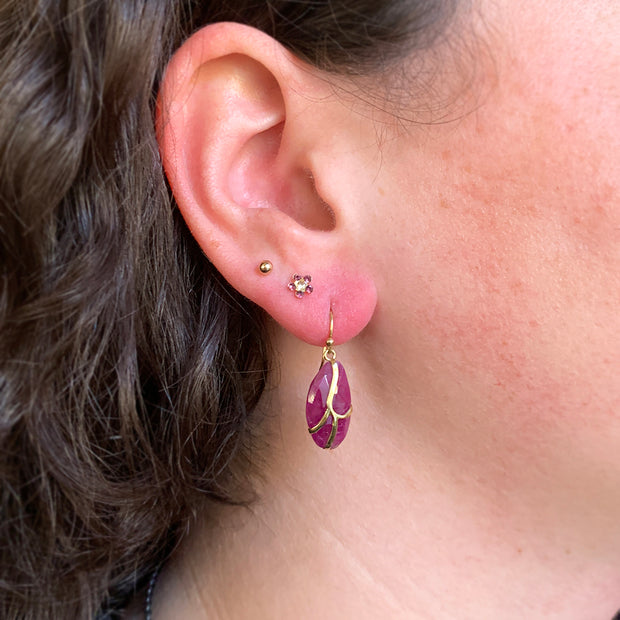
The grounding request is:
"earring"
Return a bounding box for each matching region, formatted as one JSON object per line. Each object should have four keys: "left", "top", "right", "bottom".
{"left": 259, "top": 260, "right": 273, "bottom": 274}
{"left": 288, "top": 274, "right": 313, "bottom": 299}
{"left": 306, "top": 311, "right": 352, "bottom": 449}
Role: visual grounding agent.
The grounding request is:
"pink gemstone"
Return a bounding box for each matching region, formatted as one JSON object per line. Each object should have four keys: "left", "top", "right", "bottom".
{"left": 306, "top": 285, "right": 313, "bottom": 294}
{"left": 306, "top": 361, "right": 352, "bottom": 449}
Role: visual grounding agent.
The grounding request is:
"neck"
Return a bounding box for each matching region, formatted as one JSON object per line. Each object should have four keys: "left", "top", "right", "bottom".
{"left": 151, "top": 329, "right": 620, "bottom": 619}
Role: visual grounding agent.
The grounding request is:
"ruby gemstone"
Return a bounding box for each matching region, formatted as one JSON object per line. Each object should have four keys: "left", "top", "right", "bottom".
{"left": 306, "top": 361, "right": 352, "bottom": 449}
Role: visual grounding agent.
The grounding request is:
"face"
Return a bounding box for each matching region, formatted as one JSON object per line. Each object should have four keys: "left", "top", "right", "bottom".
{"left": 333, "top": 0, "right": 620, "bottom": 540}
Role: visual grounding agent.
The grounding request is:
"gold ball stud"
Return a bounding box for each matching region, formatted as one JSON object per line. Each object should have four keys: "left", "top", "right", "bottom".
{"left": 259, "top": 260, "right": 273, "bottom": 274}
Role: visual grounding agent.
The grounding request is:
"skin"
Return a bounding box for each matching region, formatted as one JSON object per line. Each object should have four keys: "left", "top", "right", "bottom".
{"left": 150, "top": 1, "right": 620, "bottom": 617}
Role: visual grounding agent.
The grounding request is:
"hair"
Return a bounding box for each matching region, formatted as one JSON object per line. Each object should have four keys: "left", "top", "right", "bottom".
{"left": 0, "top": 1, "right": 457, "bottom": 617}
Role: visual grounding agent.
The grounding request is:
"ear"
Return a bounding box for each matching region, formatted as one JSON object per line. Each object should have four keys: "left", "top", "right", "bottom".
{"left": 157, "top": 23, "right": 376, "bottom": 345}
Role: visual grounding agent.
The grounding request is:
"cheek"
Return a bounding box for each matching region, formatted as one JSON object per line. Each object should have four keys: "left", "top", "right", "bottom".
{"left": 411, "top": 209, "right": 570, "bottom": 432}
{"left": 377, "top": 79, "right": 620, "bottom": 432}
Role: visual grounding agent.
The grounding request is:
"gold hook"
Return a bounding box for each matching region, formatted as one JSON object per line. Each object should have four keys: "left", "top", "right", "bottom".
{"left": 323, "top": 310, "right": 336, "bottom": 362}
{"left": 326, "top": 310, "right": 334, "bottom": 346}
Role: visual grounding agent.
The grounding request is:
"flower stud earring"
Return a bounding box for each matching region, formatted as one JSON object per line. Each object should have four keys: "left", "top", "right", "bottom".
{"left": 288, "top": 274, "right": 313, "bottom": 299}
{"left": 305, "top": 311, "right": 352, "bottom": 449}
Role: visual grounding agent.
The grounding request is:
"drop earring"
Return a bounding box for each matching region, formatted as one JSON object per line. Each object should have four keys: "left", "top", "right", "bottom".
{"left": 305, "top": 311, "right": 352, "bottom": 449}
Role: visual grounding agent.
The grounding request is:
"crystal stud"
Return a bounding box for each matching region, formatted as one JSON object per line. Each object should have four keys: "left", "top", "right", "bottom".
{"left": 288, "top": 274, "right": 313, "bottom": 299}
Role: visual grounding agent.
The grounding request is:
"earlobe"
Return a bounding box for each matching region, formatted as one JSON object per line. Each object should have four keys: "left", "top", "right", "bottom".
{"left": 157, "top": 23, "right": 376, "bottom": 345}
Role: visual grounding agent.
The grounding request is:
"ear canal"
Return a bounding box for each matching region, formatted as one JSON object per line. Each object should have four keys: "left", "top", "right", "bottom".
{"left": 214, "top": 55, "right": 335, "bottom": 232}
{"left": 230, "top": 127, "right": 335, "bottom": 232}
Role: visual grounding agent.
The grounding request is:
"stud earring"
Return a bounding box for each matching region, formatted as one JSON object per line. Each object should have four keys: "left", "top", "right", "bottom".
{"left": 259, "top": 260, "right": 273, "bottom": 274}
{"left": 305, "top": 311, "right": 352, "bottom": 449}
{"left": 288, "top": 274, "right": 313, "bottom": 299}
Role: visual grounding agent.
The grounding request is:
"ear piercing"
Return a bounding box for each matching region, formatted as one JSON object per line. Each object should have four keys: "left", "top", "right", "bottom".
{"left": 257, "top": 261, "right": 314, "bottom": 299}
{"left": 288, "top": 274, "right": 313, "bottom": 299}
{"left": 259, "top": 260, "right": 273, "bottom": 274}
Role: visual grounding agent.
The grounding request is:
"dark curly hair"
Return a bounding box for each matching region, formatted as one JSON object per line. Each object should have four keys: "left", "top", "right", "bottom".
{"left": 0, "top": 1, "right": 457, "bottom": 617}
